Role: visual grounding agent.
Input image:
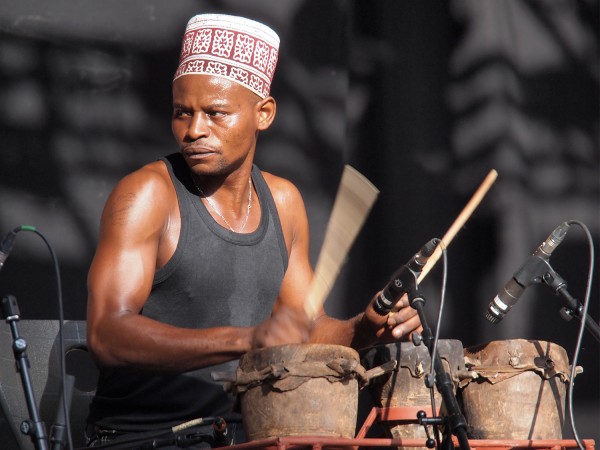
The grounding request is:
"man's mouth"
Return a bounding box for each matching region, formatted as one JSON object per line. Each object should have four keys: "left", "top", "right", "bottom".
{"left": 183, "top": 145, "right": 218, "bottom": 159}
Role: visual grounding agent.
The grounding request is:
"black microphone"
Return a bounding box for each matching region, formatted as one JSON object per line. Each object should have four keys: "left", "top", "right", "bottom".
{"left": 486, "top": 222, "right": 570, "bottom": 324}
{"left": 0, "top": 228, "right": 19, "bottom": 273}
{"left": 373, "top": 238, "right": 438, "bottom": 315}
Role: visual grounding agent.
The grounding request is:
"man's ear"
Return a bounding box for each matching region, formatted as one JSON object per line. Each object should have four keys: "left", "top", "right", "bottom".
{"left": 257, "top": 96, "right": 276, "bottom": 131}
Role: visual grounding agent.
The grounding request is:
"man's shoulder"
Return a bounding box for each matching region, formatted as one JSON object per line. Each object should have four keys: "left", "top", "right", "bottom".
{"left": 259, "top": 170, "right": 301, "bottom": 199}
{"left": 112, "top": 159, "right": 173, "bottom": 201}
{"left": 102, "top": 159, "right": 175, "bottom": 232}
{"left": 261, "top": 171, "right": 305, "bottom": 224}
{"left": 128, "top": 158, "right": 170, "bottom": 182}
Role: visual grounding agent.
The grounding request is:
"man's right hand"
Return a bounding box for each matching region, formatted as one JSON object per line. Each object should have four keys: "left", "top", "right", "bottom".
{"left": 251, "top": 305, "right": 311, "bottom": 348}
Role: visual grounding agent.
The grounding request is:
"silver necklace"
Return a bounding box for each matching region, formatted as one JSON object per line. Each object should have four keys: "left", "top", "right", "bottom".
{"left": 193, "top": 176, "right": 252, "bottom": 232}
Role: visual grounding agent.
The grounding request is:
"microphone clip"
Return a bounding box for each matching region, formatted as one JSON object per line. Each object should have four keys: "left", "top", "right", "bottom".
{"left": 514, "top": 255, "right": 567, "bottom": 295}
{"left": 513, "top": 255, "right": 553, "bottom": 290}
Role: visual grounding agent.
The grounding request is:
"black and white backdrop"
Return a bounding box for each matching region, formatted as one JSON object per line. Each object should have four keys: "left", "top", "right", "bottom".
{"left": 0, "top": 0, "right": 598, "bottom": 445}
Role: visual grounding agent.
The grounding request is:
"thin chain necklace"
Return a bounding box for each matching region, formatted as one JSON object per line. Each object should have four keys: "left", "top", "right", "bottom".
{"left": 193, "top": 176, "right": 252, "bottom": 232}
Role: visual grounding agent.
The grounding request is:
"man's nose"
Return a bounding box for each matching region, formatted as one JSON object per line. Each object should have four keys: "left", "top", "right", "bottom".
{"left": 188, "top": 113, "right": 210, "bottom": 140}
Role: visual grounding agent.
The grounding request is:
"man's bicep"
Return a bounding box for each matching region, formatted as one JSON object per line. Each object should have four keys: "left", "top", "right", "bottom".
{"left": 87, "top": 178, "right": 163, "bottom": 322}
{"left": 87, "top": 240, "right": 156, "bottom": 317}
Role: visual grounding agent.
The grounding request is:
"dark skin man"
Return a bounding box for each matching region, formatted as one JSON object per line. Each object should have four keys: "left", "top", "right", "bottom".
{"left": 86, "top": 73, "right": 422, "bottom": 375}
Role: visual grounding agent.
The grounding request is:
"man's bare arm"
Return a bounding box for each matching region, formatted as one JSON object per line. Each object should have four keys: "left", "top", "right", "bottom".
{"left": 86, "top": 163, "right": 254, "bottom": 373}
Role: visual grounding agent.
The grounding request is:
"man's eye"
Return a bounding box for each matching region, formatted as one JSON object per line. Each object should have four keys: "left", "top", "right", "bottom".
{"left": 173, "top": 109, "right": 190, "bottom": 118}
{"left": 207, "top": 110, "right": 225, "bottom": 117}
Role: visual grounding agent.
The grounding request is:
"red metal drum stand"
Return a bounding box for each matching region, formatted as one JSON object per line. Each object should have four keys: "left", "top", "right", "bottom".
{"left": 221, "top": 407, "right": 595, "bottom": 450}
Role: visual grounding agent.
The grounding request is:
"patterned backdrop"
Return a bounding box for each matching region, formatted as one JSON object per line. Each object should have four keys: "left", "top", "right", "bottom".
{"left": 0, "top": 0, "right": 598, "bottom": 445}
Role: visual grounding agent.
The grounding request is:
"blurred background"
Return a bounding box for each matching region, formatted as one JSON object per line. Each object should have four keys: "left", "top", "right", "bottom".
{"left": 0, "top": 0, "right": 598, "bottom": 446}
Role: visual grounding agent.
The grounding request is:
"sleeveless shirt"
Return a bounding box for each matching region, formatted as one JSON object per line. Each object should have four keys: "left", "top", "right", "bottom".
{"left": 88, "top": 153, "right": 288, "bottom": 431}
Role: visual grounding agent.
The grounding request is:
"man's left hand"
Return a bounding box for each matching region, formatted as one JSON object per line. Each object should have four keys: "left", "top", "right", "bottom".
{"left": 362, "top": 292, "right": 422, "bottom": 344}
{"left": 385, "top": 294, "right": 422, "bottom": 340}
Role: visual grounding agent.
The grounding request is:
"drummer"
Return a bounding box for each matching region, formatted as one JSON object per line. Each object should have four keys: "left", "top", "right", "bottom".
{"left": 85, "top": 13, "right": 421, "bottom": 448}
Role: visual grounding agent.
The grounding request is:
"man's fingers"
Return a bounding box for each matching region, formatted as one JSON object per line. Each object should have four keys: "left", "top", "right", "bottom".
{"left": 387, "top": 304, "right": 418, "bottom": 327}
{"left": 391, "top": 314, "right": 422, "bottom": 339}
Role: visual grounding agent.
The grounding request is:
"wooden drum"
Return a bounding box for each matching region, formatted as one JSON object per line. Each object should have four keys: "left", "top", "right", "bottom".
{"left": 361, "top": 340, "right": 466, "bottom": 445}
{"left": 459, "top": 339, "right": 572, "bottom": 439}
{"left": 234, "top": 344, "right": 366, "bottom": 441}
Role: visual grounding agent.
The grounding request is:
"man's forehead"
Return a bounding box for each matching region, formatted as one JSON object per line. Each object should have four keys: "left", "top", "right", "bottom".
{"left": 173, "top": 74, "right": 258, "bottom": 103}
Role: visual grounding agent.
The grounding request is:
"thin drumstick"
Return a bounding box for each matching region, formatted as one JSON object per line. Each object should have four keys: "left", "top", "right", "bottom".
{"left": 417, "top": 169, "right": 498, "bottom": 284}
{"left": 304, "top": 165, "right": 379, "bottom": 320}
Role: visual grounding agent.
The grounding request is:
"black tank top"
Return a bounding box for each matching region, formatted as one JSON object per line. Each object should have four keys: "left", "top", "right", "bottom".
{"left": 88, "top": 153, "right": 288, "bottom": 431}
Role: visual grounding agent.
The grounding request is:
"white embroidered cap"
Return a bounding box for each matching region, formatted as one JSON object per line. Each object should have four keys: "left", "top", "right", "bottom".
{"left": 174, "top": 14, "right": 280, "bottom": 98}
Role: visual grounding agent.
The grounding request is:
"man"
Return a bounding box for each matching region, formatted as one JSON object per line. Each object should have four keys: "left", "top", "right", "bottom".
{"left": 85, "top": 13, "right": 420, "bottom": 448}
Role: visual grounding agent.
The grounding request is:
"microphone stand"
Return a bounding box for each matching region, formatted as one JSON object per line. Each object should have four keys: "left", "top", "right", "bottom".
{"left": 512, "top": 256, "right": 600, "bottom": 343}
{"left": 49, "top": 374, "right": 75, "bottom": 450}
{"left": 406, "top": 288, "right": 471, "bottom": 450}
{"left": 1, "top": 294, "right": 49, "bottom": 450}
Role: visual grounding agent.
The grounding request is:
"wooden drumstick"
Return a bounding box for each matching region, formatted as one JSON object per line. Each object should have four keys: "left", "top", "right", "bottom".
{"left": 416, "top": 169, "right": 498, "bottom": 284}
{"left": 304, "top": 165, "right": 379, "bottom": 320}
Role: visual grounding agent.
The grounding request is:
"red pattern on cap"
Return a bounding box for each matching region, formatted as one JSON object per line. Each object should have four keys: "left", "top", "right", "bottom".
{"left": 174, "top": 15, "right": 279, "bottom": 98}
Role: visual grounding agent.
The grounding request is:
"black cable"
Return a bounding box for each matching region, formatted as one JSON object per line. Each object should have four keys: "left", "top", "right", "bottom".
{"left": 9, "top": 225, "right": 73, "bottom": 450}
{"left": 427, "top": 238, "right": 447, "bottom": 448}
{"left": 79, "top": 416, "right": 228, "bottom": 449}
{"left": 563, "top": 220, "right": 595, "bottom": 450}
{"left": 411, "top": 237, "right": 469, "bottom": 449}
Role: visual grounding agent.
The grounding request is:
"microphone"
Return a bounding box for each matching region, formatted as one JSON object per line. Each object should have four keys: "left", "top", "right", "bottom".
{"left": 373, "top": 238, "right": 438, "bottom": 315}
{"left": 0, "top": 228, "right": 20, "bottom": 273}
{"left": 486, "top": 222, "right": 570, "bottom": 324}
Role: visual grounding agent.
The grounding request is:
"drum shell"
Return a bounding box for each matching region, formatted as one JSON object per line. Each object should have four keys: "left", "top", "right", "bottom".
{"left": 361, "top": 340, "right": 466, "bottom": 443}
{"left": 460, "top": 339, "right": 571, "bottom": 439}
{"left": 235, "top": 344, "right": 361, "bottom": 441}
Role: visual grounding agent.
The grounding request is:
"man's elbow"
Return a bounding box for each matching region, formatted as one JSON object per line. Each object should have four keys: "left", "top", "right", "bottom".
{"left": 86, "top": 321, "right": 126, "bottom": 368}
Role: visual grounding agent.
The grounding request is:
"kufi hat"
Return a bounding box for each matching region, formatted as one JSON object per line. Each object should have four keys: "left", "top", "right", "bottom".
{"left": 174, "top": 14, "right": 280, "bottom": 98}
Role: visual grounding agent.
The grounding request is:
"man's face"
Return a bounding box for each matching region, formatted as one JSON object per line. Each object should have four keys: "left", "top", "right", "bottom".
{"left": 172, "top": 74, "right": 262, "bottom": 176}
